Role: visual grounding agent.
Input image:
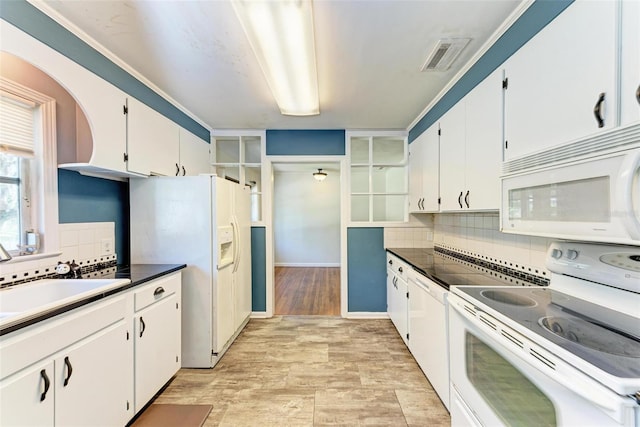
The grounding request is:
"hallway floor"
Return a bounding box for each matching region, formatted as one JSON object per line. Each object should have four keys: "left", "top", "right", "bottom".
{"left": 275, "top": 267, "right": 340, "bottom": 316}
{"left": 153, "top": 316, "right": 450, "bottom": 426}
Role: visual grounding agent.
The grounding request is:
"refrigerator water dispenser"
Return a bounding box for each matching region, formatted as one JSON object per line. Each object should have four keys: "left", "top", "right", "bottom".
{"left": 217, "top": 225, "right": 234, "bottom": 269}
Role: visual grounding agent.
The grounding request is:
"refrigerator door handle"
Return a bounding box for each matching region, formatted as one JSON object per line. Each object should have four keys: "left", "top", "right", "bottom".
{"left": 231, "top": 216, "right": 240, "bottom": 273}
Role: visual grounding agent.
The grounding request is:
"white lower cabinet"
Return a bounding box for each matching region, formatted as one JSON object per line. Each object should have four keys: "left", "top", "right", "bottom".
{"left": 134, "top": 274, "right": 181, "bottom": 413}
{"left": 387, "top": 254, "right": 409, "bottom": 346}
{"left": 0, "top": 296, "right": 132, "bottom": 427}
{"left": 0, "top": 359, "right": 54, "bottom": 426}
{"left": 55, "top": 322, "right": 131, "bottom": 426}
{"left": 0, "top": 272, "right": 182, "bottom": 426}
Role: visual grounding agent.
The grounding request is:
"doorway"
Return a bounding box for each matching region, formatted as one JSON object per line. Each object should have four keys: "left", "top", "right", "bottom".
{"left": 272, "top": 162, "right": 341, "bottom": 315}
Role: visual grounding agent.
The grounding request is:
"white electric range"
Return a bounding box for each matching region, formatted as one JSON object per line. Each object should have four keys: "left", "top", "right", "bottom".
{"left": 449, "top": 241, "right": 640, "bottom": 427}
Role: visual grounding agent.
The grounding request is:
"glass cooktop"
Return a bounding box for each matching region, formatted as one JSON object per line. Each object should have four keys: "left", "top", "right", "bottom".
{"left": 456, "top": 286, "right": 640, "bottom": 379}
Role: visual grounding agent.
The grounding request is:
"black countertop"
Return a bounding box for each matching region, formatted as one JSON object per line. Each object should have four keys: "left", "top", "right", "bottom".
{"left": 103, "top": 264, "right": 186, "bottom": 288}
{"left": 386, "top": 247, "right": 545, "bottom": 290}
{"left": 0, "top": 264, "right": 186, "bottom": 336}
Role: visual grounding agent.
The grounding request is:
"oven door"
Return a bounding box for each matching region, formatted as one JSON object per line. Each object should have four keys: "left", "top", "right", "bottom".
{"left": 500, "top": 149, "right": 640, "bottom": 245}
{"left": 448, "top": 293, "right": 638, "bottom": 427}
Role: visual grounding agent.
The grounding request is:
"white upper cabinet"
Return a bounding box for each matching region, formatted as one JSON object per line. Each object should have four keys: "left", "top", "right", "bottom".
{"left": 179, "top": 128, "right": 211, "bottom": 176}
{"left": 440, "top": 69, "right": 502, "bottom": 211}
{"left": 621, "top": 0, "right": 640, "bottom": 126}
{"left": 1, "top": 22, "right": 129, "bottom": 176}
{"left": 126, "top": 97, "right": 180, "bottom": 176}
{"left": 464, "top": 70, "right": 503, "bottom": 210}
{"left": 503, "top": 1, "right": 618, "bottom": 160}
{"left": 439, "top": 101, "right": 466, "bottom": 211}
{"left": 408, "top": 133, "right": 425, "bottom": 213}
{"left": 409, "top": 123, "right": 439, "bottom": 213}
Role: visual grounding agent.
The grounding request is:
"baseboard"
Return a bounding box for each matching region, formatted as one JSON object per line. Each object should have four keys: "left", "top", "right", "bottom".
{"left": 345, "top": 312, "right": 390, "bottom": 319}
{"left": 250, "top": 311, "right": 270, "bottom": 318}
{"left": 274, "top": 262, "right": 341, "bottom": 267}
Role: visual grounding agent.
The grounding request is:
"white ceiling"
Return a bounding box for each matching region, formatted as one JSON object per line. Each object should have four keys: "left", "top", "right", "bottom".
{"left": 41, "top": 0, "right": 521, "bottom": 131}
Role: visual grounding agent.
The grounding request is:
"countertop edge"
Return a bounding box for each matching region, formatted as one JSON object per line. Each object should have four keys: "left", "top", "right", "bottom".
{"left": 0, "top": 264, "right": 187, "bottom": 337}
{"left": 386, "top": 248, "right": 450, "bottom": 290}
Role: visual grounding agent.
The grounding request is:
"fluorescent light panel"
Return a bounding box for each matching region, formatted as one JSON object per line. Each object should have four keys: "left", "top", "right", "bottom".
{"left": 233, "top": 0, "right": 319, "bottom": 116}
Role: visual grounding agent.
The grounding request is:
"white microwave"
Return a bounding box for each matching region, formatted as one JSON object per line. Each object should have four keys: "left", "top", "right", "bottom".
{"left": 501, "top": 148, "right": 640, "bottom": 245}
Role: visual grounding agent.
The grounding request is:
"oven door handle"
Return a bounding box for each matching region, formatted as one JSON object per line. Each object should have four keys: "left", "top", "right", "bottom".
{"left": 617, "top": 149, "right": 640, "bottom": 240}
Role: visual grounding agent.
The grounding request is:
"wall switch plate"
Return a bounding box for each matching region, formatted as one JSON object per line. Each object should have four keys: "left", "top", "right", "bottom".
{"left": 101, "top": 238, "right": 113, "bottom": 255}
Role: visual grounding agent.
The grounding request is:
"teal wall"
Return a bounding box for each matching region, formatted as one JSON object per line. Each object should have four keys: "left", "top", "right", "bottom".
{"left": 251, "top": 227, "right": 267, "bottom": 312}
{"left": 347, "top": 228, "right": 386, "bottom": 312}
{"left": 409, "top": 0, "right": 573, "bottom": 142}
{"left": 266, "top": 130, "right": 345, "bottom": 155}
{"left": 58, "top": 170, "right": 129, "bottom": 264}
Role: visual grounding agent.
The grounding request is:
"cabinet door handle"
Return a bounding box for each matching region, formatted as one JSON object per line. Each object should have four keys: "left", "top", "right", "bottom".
{"left": 140, "top": 317, "right": 146, "bottom": 338}
{"left": 175, "top": 163, "right": 180, "bottom": 176}
{"left": 153, "top": 286, "right": 165, "bottom": 297}
{"left": 420, "top": 198, "right": 424, "bottom": 210}
{"left": 63, "top": 356, "right": 73, "bottom": 387}
{"left": 182, "top": 166, "right": 186, "bottom": 176}
{"left": 458, "top": 191, "right": 463, "bottom": 208}
{"left": 636, "top": 84, "right": 640, "bottom": 105}
{"left": 593, "top": 92, "right": 605, "bottom": 128}
{"left": 464, "top": 190, "right": 470, "bottom": 208}
{"left": 40, "top": 369, "right": 50, "bottom": 401}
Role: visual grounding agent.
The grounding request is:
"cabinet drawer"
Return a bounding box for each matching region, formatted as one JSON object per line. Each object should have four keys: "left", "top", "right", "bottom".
{"left": 386, "top": 254, "right": 409, "bottom": 280}
{"left": 134, "top": 273, "right": 180, "bottom": 312}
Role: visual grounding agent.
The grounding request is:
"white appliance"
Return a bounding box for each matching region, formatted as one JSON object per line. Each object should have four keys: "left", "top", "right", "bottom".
{"left": 129, "top": 175, "right": 252, "bottom": 368}
{"left": 501, "top": 126, "right": 640, "bottom": 245}
{"left": 449, "top": 241, "right": 640, "bottom": 427}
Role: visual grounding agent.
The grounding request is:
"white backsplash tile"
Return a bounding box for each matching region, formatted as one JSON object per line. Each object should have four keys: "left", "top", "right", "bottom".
{"left": 0, "top": 222, "right": 117, "bottom": 287}
{"left": 434, "top": 212, "right": 551, "bottom": 275}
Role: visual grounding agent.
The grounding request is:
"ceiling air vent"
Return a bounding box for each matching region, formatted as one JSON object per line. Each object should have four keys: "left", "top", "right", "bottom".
{"left": 421, "top": 38, "right": 471, "bottom": 72}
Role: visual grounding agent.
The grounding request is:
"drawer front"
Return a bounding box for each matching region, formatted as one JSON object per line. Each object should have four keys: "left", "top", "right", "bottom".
{"left": 0, "top": 295, "right": 128, "bottom": 380}
{"left": 134, "top": 273, "right": 180, "bottom": 312}
{"left": 386, "top": 254, "right": 409, "bottom": 280}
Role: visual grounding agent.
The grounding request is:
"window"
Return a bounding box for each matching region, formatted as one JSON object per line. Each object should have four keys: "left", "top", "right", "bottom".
{"left": 0, "top": 78, "right": 58, "bottom": 256}
{"left": 0, "top": 93, "right": 35, "bottom": 253}
{"left": 212, "top": 133, "right": 264, "bottom": 223}
{"left": 348, "top": 133, "right": 408, "bottom": 222}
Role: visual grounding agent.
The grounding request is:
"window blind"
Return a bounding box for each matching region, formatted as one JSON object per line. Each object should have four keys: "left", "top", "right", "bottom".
{"left": 0, "top": 92, "right": 36, "bottom": 157}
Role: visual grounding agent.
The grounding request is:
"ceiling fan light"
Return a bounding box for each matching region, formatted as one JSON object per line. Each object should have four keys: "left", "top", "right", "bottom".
{"left": 232, "top": 0, "right": 319, "bottom": 116}
{"left": 313, "top": 168, "right": 327, "bottom": 181}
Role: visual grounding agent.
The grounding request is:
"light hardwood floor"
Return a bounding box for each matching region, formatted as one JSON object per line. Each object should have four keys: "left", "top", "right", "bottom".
{"left": 275, "top": 267, "right": 340, "bottom": 316}
{"left": 153, "top": 316, "right": 450, "bottom": 426}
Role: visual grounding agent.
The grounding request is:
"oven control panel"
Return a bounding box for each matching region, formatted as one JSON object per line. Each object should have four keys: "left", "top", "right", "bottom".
{"left": 546, "top": 242, "right": 640, "bottom": 293}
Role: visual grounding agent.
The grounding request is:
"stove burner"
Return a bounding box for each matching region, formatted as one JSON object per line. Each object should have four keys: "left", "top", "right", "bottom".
{"left": 539, "top": 316, "right": 640, "bottom": 357}
{"left": 480, "top": 290, "right": 537, "bottom": 307}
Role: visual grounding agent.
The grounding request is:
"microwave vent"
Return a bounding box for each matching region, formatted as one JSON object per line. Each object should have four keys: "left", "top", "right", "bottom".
{"left": 502, "top": 124, "right": 640, "bottom": 175}
{"left": 421, "top": 38, "right": 470, "bottom": 72}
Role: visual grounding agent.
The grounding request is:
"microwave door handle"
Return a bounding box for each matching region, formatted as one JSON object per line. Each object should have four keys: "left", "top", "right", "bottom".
{"left": 617, "top": 149, "right": 640, "bottom": 240}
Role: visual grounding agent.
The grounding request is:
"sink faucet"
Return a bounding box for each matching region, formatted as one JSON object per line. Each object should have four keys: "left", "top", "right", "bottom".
{"left": 0, "top": 243, "right": 12, "bottom": 262}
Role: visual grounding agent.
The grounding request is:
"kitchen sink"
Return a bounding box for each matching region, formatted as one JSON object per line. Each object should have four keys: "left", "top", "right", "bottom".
{"left": 0, "top": 278, "right": 131, "bottom": 329}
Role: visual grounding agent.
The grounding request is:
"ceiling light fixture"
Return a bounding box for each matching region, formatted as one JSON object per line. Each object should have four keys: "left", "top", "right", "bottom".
{"left": 232, "top": 0, "right": 319, "bottom": 116}
{"left": 313, "top": 168, "right": 327, "bottom": 181}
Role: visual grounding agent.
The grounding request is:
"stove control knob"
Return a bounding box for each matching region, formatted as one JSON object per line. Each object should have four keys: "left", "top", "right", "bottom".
{"left": 566, "top": 250, "right": 579, "bottom": 260}
{"left": 551, "top": 249, "right": 563, "bottom": 259}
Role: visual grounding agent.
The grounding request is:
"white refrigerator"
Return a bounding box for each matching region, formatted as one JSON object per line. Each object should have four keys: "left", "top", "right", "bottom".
{"left": 129, "top": 175, "right": 252, "bottom": 368}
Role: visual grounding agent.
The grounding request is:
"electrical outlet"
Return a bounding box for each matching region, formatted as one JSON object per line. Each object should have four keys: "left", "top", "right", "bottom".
{"left": 101, "top": 238, "right": 113, "bottom": 255}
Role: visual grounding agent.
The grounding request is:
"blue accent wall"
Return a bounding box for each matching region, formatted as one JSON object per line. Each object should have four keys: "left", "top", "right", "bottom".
{"left": 0, "top": 0, "right": 209, "bottom": 142}
{"left": 251, "top": 226, "right": 267, "bottom": 312}
{"left": 409, "top": 0, "right": 573, "bottom": 142}
{"left": 58, "top": 170, "right": 129, "bottom": 264}
{"left": 347, "top": 227, "right": 386, "bottom": 312}
{"left": 266, "top": 130, "right": 345, "bottom": 156}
